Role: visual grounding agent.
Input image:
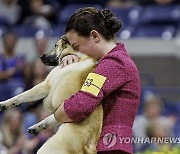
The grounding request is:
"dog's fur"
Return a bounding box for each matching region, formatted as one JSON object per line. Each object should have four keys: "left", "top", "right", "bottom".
{"left": 0, "top": 36, "right": 103, "bottom": 154}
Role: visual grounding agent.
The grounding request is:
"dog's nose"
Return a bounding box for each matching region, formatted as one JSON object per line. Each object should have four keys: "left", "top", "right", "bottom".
{"left": 40, "top": 54, "right": 58, "bottom": 66}
{"left": 40, "top": 54, "right": 46, "bottom": 60}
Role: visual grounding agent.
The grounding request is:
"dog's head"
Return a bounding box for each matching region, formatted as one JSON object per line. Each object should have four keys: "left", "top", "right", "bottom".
{"left": 40, "top": 35, "right": 77, "bottom": 66}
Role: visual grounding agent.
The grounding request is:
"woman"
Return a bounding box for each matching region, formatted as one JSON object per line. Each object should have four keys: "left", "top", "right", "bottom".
{"left": 0, "top": 108, "right": 26, "bottom": 154}
{"left": 0, "top": 31, "right": 30, "bottom": 101}
{"left": 0, "top": 31, "right": 30, "bottom": 83}
{"left": 53, "top": 7, "right": 140, "bottom": 154}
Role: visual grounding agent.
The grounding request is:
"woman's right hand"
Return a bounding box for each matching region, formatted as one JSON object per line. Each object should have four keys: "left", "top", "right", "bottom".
{"left": 60, "top": 55, "right": 79, "bottom": 68}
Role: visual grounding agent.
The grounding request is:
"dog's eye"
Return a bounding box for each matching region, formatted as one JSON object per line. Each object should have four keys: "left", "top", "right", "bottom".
{"left": 55, "top": 44, "right": 58, "bottom": 48}
{"left": 74, "top": 45, "right": 79, "bottom": 51}
{"left": 62, "top": 43, "right": 67, "bottom": 50}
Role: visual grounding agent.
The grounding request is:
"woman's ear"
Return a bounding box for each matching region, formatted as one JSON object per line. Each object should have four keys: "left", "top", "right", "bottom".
{"left": 90, "top": 30, "right": 100, "bottom": 43}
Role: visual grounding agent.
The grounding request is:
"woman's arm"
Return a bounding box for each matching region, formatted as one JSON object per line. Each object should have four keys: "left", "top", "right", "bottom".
{"left": 54, "top": 55, "right": 127, "bottom": 123}
{"left": 55, "top": 53, "right": 129, "bottom": 122}
{"left": 0, "top": 68, "right": 15, "bottom": 80}
{"left": 54, "top": 102, "right": 73, "bottom": 123}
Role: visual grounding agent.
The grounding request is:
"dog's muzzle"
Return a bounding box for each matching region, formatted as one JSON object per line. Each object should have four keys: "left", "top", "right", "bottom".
{"left": 40, "top": 54, "right": 59, "bottom": 66}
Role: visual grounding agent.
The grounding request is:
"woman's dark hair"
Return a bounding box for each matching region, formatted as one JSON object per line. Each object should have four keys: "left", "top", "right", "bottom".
{"left": 65, "top": 7, "right": 122, "bottom": 40}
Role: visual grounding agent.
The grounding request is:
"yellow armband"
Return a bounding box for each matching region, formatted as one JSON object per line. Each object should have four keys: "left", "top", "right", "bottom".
{"left": 81, "top": 73, "right": 106, "bottom": 96}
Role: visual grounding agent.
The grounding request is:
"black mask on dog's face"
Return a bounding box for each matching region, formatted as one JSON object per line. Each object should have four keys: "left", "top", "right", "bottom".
{"left": 40, "top": 35, "right": 74, "bottom": 66}
{"left": 40, "top": 54, "right": 59, "bottom": 66}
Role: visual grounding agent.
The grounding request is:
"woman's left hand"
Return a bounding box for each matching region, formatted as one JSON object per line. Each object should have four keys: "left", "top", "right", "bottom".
{"left": 60, "top": 55, "right": 79, "bottom": 68}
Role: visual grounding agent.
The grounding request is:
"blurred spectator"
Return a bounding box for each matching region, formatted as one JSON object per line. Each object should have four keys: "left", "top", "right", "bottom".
{"left": 132, "top": 91, "right": 176, "bottom": 152}
{"left": 34, "top": 30, "right": 49, "bottom": 59}
{"left": 19, "top": 0, "right": 60, "bottom": 30}
{"left": 133, "top": 92, "right": 166, "bottom": 138}
{"left": 26, "top": 30, "right": 49, "bottom": 64}
{"left": 106, "top": 0, "right": 137, "bottom": 8}
{"left": 145, "top": 120, "right": 172, "bottom": 152}
{"left": 31, "top": 30, "right": 50, "bottom": 83}
{"left": 0, "top": 31, "right": 30, "bottom": 86}
{"left": 140, "top": 119, "right": 180, "bottom": 153}
{"left": 0, "top": 108, "right": 26, "bottom": 154}
{"left": 31, "top": 59, "right": 49, "bottom": 86}
{"left": 0, "top": 0, "right": 22, "bottom": 25}
{"left": 24, "top": 106, "right": 54, "bottom": 153}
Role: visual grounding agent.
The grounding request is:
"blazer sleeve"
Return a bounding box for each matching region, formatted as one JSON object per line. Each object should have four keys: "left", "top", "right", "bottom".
{"left": 64, "top": 55, "right": 129, "bottom": 121}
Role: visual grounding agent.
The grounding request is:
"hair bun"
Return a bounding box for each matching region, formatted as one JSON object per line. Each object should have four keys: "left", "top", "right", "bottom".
{"left": 102, "top": 9, "right": 122, "bottom": 33}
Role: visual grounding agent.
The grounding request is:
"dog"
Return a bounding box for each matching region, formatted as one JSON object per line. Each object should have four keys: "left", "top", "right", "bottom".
{"left": 0, "top": 35, "right": 103, "bottom": 154}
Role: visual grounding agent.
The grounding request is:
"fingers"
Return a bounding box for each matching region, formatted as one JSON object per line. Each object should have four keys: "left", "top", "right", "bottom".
{"left": 72, "top": 55, "right": 79, "bottom": 63}
{"left": 60, "top": 55, "right": 80, "bottom": 68}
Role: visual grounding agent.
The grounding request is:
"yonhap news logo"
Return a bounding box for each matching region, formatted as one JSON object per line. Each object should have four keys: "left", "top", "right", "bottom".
{"left": 119, "top": 137, "right": 180, "bottom": 144}
{"left": 103, "top": 132, "right": 117, "bottom": 148}
{"left": 103, "top": 132, "right": 180, "bottom": 148}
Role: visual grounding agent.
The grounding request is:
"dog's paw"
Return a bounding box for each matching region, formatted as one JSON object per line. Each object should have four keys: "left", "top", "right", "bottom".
{"left": 0, "top": 102, "right": 9, "bottom": 111}
{"left": 0, "top": 100, "right": 18, "bottom": 111}
{"left": 27, "top": 128, "right": 39, "bottom": 135}
{"left": 0, "top": 104, "right": 8, "bottom": 111}
{"left": 27, "top": 124, "right": 46, "bottom": 135}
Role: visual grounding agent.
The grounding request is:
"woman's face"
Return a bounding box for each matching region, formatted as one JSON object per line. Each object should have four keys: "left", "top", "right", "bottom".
{"left": 7, "top": 110, "right": 22, "bottom": 133}
{"left": 66, "top": 30, "right": 101, "bottom": 60}
{"left": 4, "top": 34, "right": 17, "bottom": 52}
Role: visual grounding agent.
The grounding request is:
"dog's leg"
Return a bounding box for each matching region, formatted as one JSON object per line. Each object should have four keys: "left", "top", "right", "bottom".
{"left": 27, "top": 114, "right": 60, "bottom": 135}
{"left": 0, "top": 81, "right": 49, "bottom": 111}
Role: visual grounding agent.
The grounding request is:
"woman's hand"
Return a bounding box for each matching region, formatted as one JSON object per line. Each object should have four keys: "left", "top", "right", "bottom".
{"left": 60, "top": 55, "right": 79, "bottom": 68}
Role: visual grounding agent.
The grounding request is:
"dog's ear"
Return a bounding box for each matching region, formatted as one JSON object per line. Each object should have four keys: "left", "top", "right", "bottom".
{"left": 61, "top": 35, "right": 70, "bottom": 45}
{"left": 60, "top": 35, "right": 71, "bottom": 50}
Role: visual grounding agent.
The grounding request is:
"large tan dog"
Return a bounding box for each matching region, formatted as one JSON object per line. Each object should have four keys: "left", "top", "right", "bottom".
{"left": 0, "top": 36, "right": 103, "bottom": 154}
